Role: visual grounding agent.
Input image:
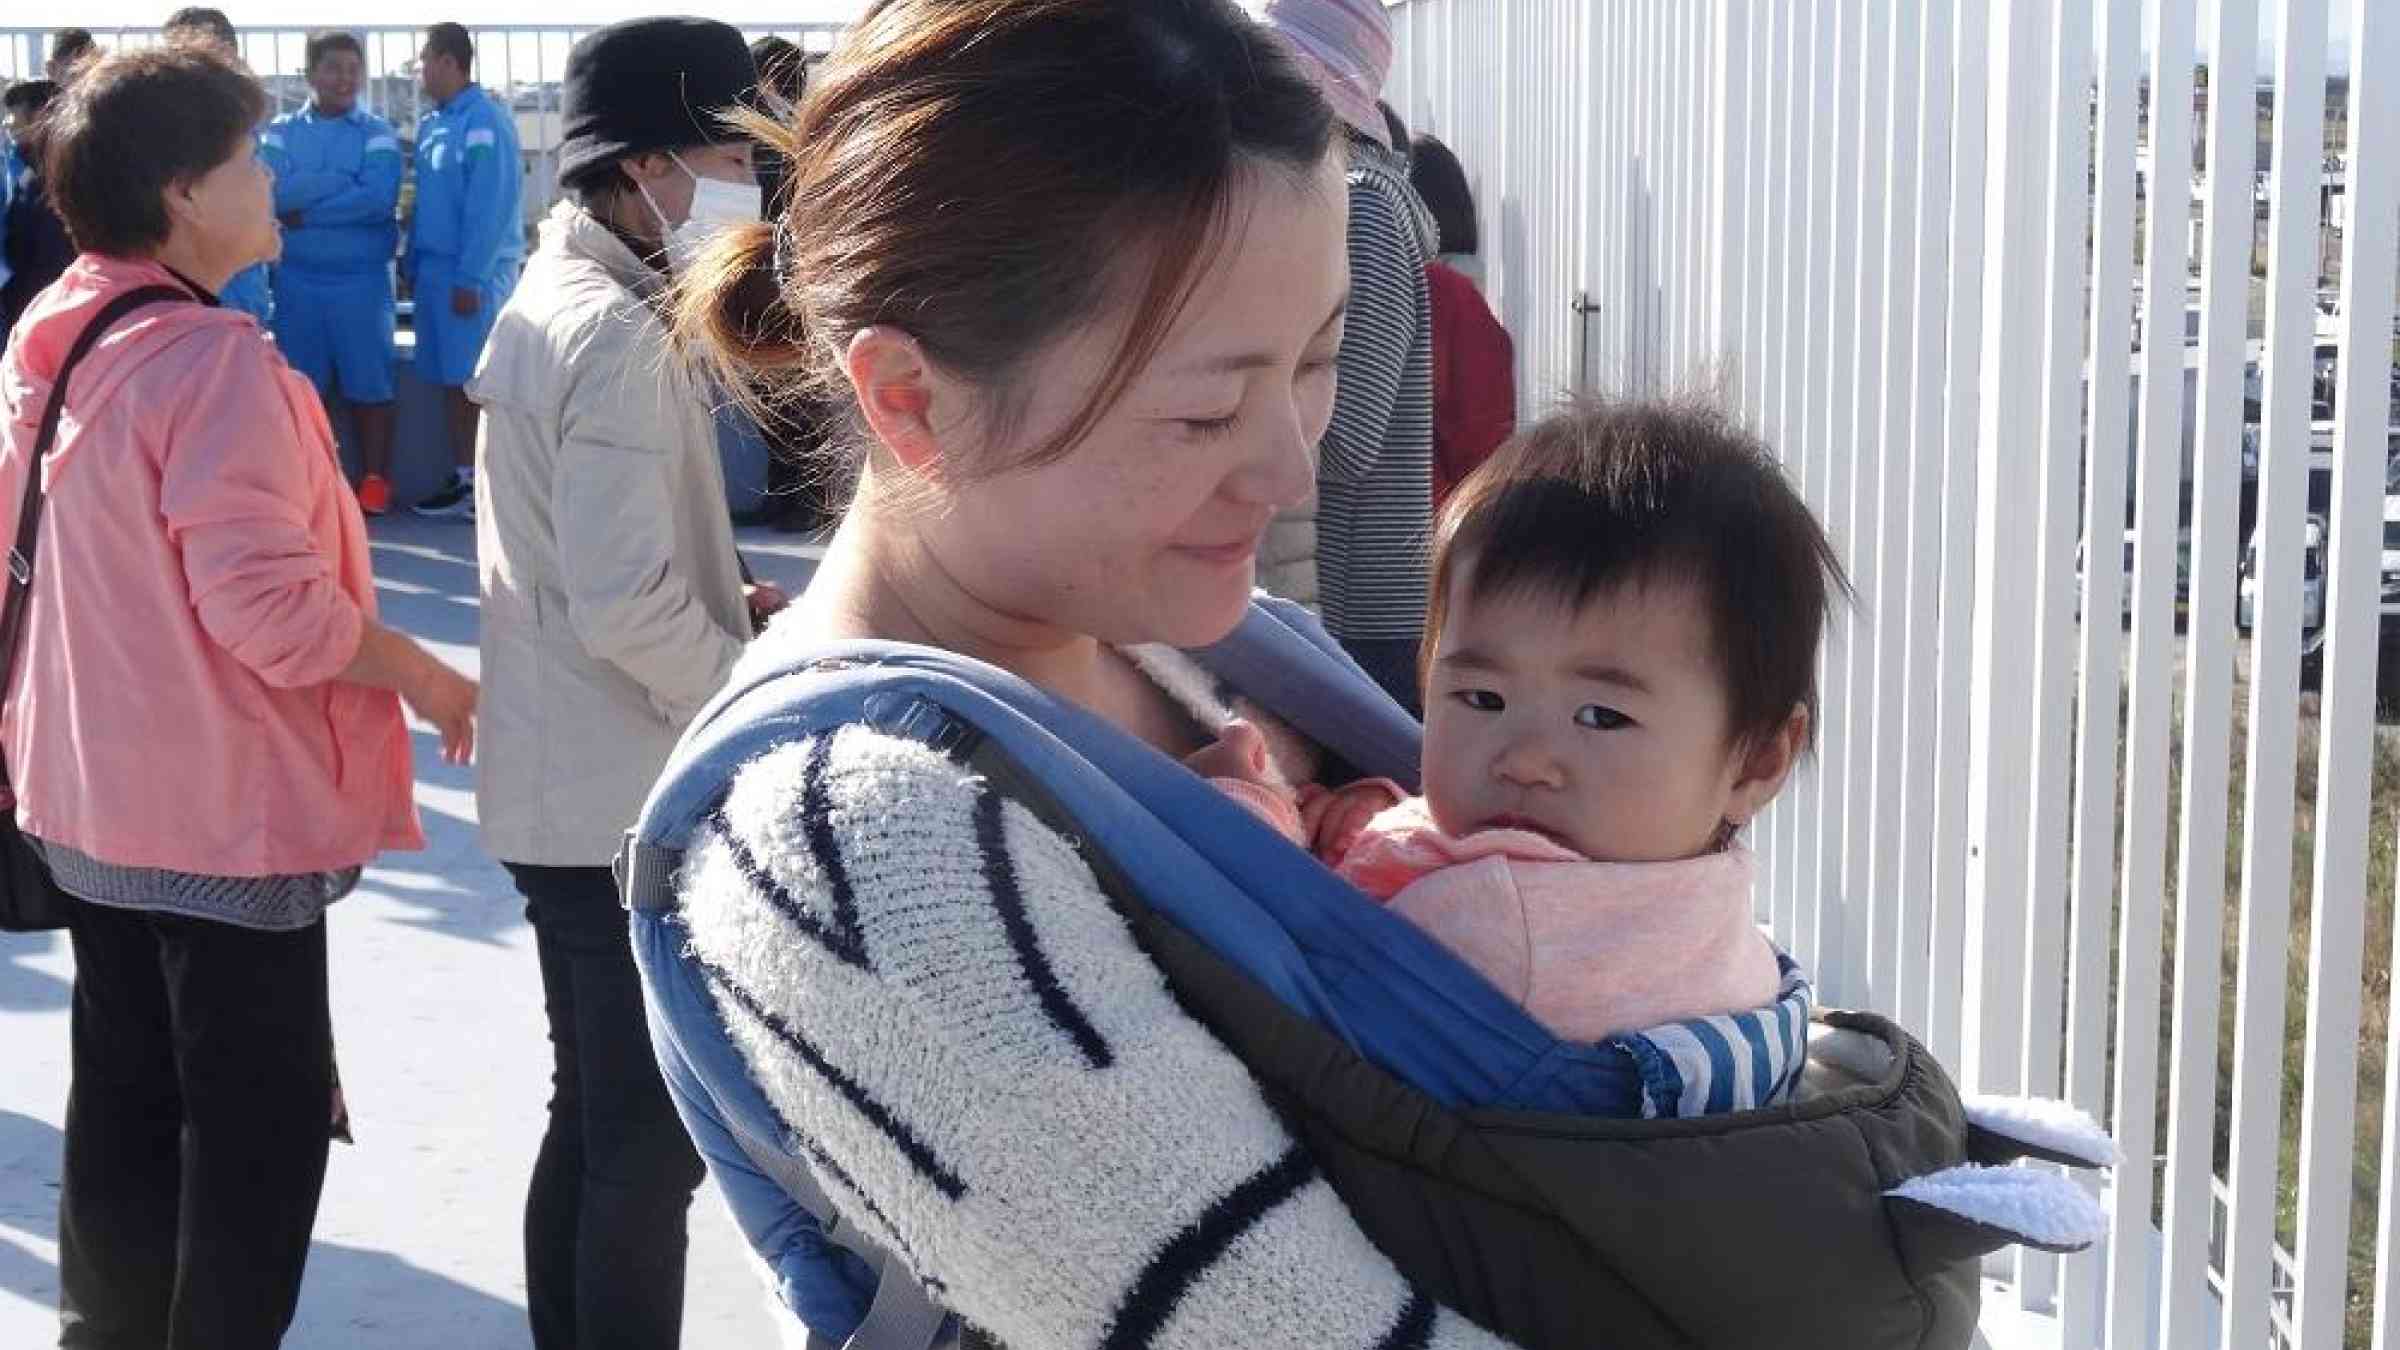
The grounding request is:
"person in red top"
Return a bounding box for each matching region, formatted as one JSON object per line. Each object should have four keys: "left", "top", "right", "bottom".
{"left": 1409, "top": 133, "right": 1516, "bottom": 510}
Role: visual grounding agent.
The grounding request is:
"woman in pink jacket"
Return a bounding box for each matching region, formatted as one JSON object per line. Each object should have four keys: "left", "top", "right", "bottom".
{"left": 0, "top": 48, "right": 475, "bottom": 1350}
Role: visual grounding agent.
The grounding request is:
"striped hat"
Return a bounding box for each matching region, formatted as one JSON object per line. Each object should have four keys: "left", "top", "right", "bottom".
{"left": 1257, "top": 0, "right": 1394, "bottom": 149}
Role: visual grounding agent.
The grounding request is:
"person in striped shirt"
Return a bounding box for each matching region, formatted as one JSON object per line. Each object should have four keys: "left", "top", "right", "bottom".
{"left": 1191, "top": 400, "right": 1843, "bottom": 1066}
{"left": 1259, "top": 0, "right": 1439, "bottom": 715}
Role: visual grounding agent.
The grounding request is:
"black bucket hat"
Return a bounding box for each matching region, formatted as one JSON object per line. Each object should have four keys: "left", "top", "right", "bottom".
{"left": 555, "top": 17, "right": 756, "bottom": 189}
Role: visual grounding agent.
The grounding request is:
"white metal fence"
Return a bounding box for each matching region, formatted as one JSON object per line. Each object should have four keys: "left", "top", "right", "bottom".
{"left": 1391, "top": 0, "right": 2400, "bottom": 1347}
{"left": 2, "top": 23, "right": 845, "bottom": 224}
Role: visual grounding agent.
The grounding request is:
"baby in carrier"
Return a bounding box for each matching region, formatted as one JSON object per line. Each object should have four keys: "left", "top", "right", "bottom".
{"left": 1191, "top": 398, "right": 1840, "bottom": 1049}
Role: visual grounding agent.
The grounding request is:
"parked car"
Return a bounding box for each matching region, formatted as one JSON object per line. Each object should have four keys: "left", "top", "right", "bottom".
{"left": 2237, "top": 513, "right": 2329, "bottom": 680}
{"left": 2076, "top": 526, "right": 2193, "bottom": 626}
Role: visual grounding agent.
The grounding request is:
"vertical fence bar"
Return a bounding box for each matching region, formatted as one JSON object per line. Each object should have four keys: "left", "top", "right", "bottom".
{"left": 1895, "top": 0, "right": 1956, "bottom": 1039}
{"left": 1736, "top": 0, "right": 1769, "bottom": 424}
{"left": 1647, "top": 0, "right": 1663, "bottom": 389}
{"left": 1837, "top": 0, "right": 1888, "bottom": 1014}
{"left": 1611, "top": 0, "right": 1634, "bottom": 395}
{"left": 1865, "top": 0, "right": 1921, "bottom": 1018}
{"left": 1927, "top": 0, "right": 1991, "bottom": 1071}
{"left": 2369, "top": 37, "right": 2400, "bottom": 1347}
{"left": 1804, "top": 0, "right": 1833, "bottom": 989}
{"left": 1734, "top": 0, "right": 1773, "bottom": 918}
{"left": 1776, "top": 0, "right": 1809, "bottom": 960}
{"left": 1776, "top": 0, "right": 1810, "bottom": 463}
{"left": 2060, "top": 0, "right": 2144, "bottom": 1330}
{"left": 1678, "top": 1, "right": 1700, "bottom": 381}
{"left": 1583, "top": 1, "right": 1609, "bottom": 393}
{"left": 2157, "top": 0, "right": 2260, "bottom": 1335}
{"left": 1712, "top": 0, "right": 1747, "bottom": 392}
{"left": 1661, "top": 0, "right": 1680, "bottom": 379}
{"left": 1962, "top": 0, "right": 2051, "bottom": 1099}
{"left": 2219, "top": 0, "right": 2330, "bottom": 1341}
{"left": 1626, "top": 0, "right": 1651, "bottom": 393}
{"left": 1613, "top": 0, "right": 1634, "bottom": 391}
{"left": 1661, "top": 1, "right": 1686, "bottom": 379}
{"left": 1812, "top": 0, "right": 1863, "bottom": 1002}
{"left": 535, "top": 30, "right": 552, "bottom": 222}
{"left": 1835, "top": 0, "right": 1881, "bottom": 1011}
{"left": 2018, "top": 0, "right": 2101, "bottom": 1304}
{"left": 1762, "top": 0, "right": 1799, "bottom": 933}
{"left": 2292, "top": 0, "right": 2400, "bottom": 1334}
{"left": 1691, "top": 4, "right": 1715, "bottom": 381}
{"left": 1760, "top": 0, "right": 1794, "bottom": 932}
{"left": 1651, "top": 0, "right": 1671, "bottom": 393}
{"left": 2107, "top": 0, "right": 2198, "bottom": 1340}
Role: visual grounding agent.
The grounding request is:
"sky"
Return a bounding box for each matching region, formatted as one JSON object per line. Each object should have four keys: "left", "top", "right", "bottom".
{"left": 48, "top": 0, "right": 860, "bottom": 26}
{"left": 22, "top": 1, "right": 2363, "bottom": 75}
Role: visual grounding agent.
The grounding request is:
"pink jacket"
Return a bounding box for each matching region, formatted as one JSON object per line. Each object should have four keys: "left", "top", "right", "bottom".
{"left": 0, "top": 256, "right": 422, "bottom": 875}
{"left": 1341, "top": 799, "right": 1782, "bottom": 1041}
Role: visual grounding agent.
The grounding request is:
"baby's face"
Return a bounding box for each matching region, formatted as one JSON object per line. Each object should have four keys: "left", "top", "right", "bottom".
{"left": 1421, "top": 575, "right": 1762, "bottom": 863}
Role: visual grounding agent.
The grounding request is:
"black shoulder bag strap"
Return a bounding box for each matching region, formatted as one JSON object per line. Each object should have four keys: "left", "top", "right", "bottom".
{"left": 0, "top": 284, "right": 192, "bottom": 798}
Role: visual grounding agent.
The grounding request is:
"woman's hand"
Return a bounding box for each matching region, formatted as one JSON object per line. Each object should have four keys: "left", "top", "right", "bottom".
{"left": 745, "top": 581, "right": 791, "bottom": 634}
{"left": 404, "top": 660, "right": 479, "bottom": 765}
{"left": 341, "top": 620, "right": 479, "bottom": 764}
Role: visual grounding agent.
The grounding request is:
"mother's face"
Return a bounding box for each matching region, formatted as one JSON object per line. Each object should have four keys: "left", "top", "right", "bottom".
{"left": 168, "top": 131, "right": 280, "bottom": 275}
{"left": 924, "top": 154, "right": 1350, "bottom": 650}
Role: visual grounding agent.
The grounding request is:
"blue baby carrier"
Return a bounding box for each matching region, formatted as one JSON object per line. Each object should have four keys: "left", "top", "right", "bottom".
{"left": 625, "top": 597, "right": 2110, "bottom": 1350}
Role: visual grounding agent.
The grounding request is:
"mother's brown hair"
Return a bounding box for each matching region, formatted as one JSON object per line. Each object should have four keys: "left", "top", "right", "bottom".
{"left": 675, "top": 0, "right": 1336, "bottom": 489}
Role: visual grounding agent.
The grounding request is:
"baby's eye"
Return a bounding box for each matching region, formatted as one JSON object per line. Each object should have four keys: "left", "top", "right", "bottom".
{"left": 1575, "top": 704, "right": 1631, "bottom": 730}
{"left": 1452, "top": 689, "right": 1504, "bottom": 713}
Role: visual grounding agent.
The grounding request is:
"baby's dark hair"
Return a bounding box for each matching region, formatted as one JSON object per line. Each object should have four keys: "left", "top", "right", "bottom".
{"left": 1424, "top": 398, "right": 1849, "bottom": 752}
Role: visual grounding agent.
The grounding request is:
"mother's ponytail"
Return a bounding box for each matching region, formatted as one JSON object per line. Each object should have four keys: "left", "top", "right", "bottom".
{"left": 674, "top": 0, "right": 1335, "bottom": 482}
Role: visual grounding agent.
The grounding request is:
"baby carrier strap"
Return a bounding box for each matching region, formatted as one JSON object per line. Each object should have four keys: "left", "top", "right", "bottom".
{"left": 718, "top": 1114, "right": 954, "bottom": 1350}
{"left": 1186, "top": 595, "right": 1424, "bottom": 788}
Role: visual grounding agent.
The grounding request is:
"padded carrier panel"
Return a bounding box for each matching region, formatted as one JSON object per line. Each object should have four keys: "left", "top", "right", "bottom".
{"left": 970, "top": 736, "right": 1983, "bottom": 1350}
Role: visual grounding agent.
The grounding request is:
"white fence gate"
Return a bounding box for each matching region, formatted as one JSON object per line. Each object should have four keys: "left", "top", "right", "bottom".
{"left": 1392, "top": 0, "right": 2400, "bottom": 1347}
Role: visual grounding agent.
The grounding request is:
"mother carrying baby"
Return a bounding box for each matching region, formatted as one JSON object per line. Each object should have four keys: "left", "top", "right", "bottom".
{"left": 627, "top": 1, "right": 2114, "bottom": 1346}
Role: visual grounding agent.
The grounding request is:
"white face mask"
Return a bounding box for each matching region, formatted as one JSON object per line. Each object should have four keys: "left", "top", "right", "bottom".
{"left": 636, "top": 151, "right": 762, "bottom": 271}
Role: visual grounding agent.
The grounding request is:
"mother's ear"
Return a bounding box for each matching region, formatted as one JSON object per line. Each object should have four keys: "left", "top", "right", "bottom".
{"left": 845, "top": 325, "right": 948, "bottom": 482}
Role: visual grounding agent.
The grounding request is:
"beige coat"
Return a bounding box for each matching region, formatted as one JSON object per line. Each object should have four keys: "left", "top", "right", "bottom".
{"left": 470, "top": 201, "right": 750, "bottom": 866}
{"left": 1259, "top": 503, "right": 1318, "bottom": 609}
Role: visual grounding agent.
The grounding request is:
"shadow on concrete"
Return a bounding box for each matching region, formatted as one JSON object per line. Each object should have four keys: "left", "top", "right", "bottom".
{"left": 290, "top": 1240, "right": 531, "bottom": 1347}
{"left": 0, "top": 1109, "right": 532, "bottom": 1345}
{"left": 0, "top": 1108, "right": 59, "bottom": 1311}
{"left": 0, "top": 933, "right": 68, "bottom": 1014}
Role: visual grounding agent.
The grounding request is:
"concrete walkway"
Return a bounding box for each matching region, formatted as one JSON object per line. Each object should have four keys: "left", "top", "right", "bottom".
{"left": 0, "top": 514, "right": 825, "bottom": 1349}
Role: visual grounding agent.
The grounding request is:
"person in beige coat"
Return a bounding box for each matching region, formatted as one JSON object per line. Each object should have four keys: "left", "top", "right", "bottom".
{"left": 464, "top": 19, "right": 775, "bottom": 1349}
{"left": 1260, "top": 500, "right": 1319, "bottom": 608}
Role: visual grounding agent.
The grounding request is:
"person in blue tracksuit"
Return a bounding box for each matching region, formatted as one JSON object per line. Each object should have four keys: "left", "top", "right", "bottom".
{"left": 261, "top": 30, "right": 404, "bottom": 514}
{"left": 407, "top": 21, "right": 523, "bottom": 519}
{"left": 164, "top": 7, "right": 274, "bottom": 325}
{"left": 1, "top": 80, "right": 74, "bottom": 343}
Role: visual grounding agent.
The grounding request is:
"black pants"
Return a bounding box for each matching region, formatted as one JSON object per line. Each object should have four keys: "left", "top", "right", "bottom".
{"left": 508, "top": 863, "right": 705, "bottom": 1350}
{"left": 57, "top": 894, "right": 332, "bottom": 1350}
{"left": 1339, "top": 635, "right": 1425, "bottom": 720}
